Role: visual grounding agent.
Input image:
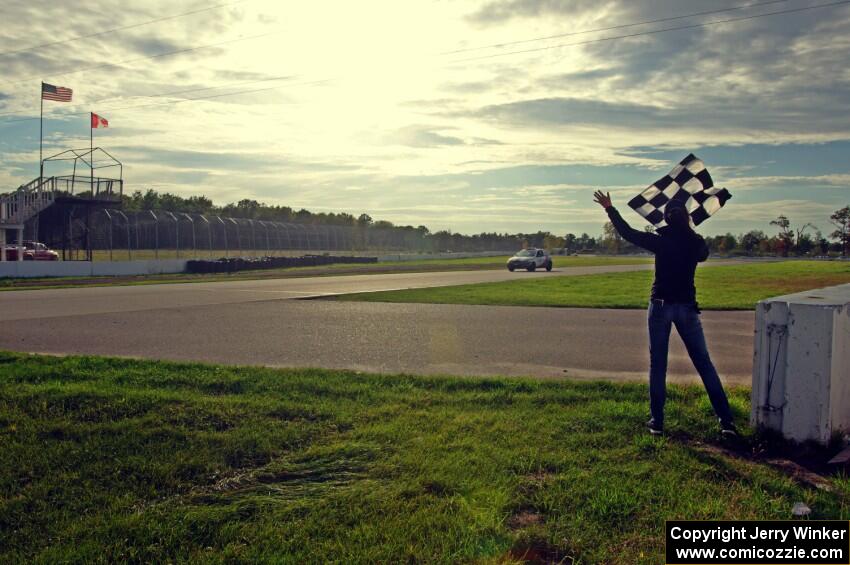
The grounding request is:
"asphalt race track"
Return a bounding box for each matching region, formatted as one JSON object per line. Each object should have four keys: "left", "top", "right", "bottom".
{"left": 0, "top": 264, "right": 755, "bottom": 385}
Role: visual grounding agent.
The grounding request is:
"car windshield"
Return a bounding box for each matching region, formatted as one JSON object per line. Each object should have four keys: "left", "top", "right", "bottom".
{"left": 515, "top": 250, "right": 535, "bottom": 257}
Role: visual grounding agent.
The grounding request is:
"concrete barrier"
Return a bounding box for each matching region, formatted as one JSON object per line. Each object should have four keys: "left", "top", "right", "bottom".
{"left": 90, "top": 259, "right": 188, "bottom": 276}
{"left": 0, "top": 259, "right": 189, "bottom": 278}
{"left": 751, "top": 283, "right": 850, "bottom": 444}
{"left": 1, "top": 252, "right": 513, "bottom": 276}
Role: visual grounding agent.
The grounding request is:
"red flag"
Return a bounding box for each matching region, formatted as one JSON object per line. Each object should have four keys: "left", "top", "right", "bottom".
{"left": 91, "top": 113, "right": 108, "bottom": 128}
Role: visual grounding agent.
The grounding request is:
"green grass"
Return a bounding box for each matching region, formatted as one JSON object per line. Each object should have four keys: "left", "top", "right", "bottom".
{"left": 374, "top": 255, "right": 652, "bottom": 269}
{"left": 1, "top": 353, "right": 847, "bottom": 563}
{"left": 1, "top": 255, "right": 650, "bottom": 291}
{"left": 333, "top": 260, "right": 850, "bottom": 310}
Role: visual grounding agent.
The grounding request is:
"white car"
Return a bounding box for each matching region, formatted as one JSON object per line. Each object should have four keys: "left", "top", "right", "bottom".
{"left": 506, "top": 248, "right": 552, "bottom": 272}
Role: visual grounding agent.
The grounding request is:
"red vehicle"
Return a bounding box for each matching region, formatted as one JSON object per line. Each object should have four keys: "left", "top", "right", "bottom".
{"left": 2, "top": 241, "right": 59, "bottom": 261}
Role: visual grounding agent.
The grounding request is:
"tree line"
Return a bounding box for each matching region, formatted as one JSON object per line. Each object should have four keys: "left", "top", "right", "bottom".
{"left": 698, "top": 209, "right": 848, "bottom": 257}
{"left": 574, "top": 208, "right": 849, "bottom": 257}
{"left": 121, "top": 190, "right": 849, "bottom": 255}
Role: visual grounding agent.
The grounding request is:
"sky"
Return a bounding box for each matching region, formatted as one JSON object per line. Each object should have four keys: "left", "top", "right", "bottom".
{"left": 1, "top": 0, "right": 849, "bottom": 238}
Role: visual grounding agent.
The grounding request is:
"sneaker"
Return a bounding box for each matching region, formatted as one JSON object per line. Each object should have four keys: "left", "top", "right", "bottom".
{"left": 720, "top": 421, "right": 739, "bottom": 438}
{"left": 646, "top": 419, "right": 664, "bottom": 436}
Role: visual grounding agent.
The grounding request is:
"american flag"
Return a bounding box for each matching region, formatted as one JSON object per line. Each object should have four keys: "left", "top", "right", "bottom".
{"left": 41, "top": 82, "right": 72, "bottom": 102}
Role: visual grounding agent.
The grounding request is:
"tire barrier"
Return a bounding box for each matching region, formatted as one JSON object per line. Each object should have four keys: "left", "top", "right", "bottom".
{"left": 186, "top": 255, "right": 377, "bottom": 274}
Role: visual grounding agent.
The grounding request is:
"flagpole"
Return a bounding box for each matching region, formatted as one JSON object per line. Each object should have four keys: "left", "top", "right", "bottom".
{"left": 90, "top": 112, "right": 94, "bottom": 194}
{"left": 39, "top": 82, "right": 43, "bottom": 182}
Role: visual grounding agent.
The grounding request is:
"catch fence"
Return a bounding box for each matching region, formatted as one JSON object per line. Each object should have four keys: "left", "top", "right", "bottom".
{"left": 55, "top": 209, "right": 437, "bottom": 260}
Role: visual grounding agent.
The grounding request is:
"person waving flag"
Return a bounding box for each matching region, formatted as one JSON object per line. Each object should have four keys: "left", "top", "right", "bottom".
{"left": 593, "top": 184, "right": 737, "bottom": 439}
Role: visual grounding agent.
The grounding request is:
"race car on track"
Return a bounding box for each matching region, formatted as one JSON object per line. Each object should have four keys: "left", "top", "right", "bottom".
{"left": 506, "top": 248, "right": 552, "bottom": 272}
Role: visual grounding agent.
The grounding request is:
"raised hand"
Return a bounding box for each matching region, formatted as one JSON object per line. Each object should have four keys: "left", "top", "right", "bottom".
{"left": 593, "top": 190, "right": 612, "bottom": 209}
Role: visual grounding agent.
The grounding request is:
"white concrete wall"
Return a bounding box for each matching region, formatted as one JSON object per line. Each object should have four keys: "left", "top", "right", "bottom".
{"left": 751, "top": 283, "right": 850, "bottom": 444}
{"left": 751, "top": 300, "right": 789, "bottom": 433}
{"left": 829, "top": 299, "right": 850, "bottom": 438}
{"left": 0, "top": 259, "right": 188, "bottom": 278}
{"left": 90, "top": 259, "right": 187, "bottom": 276}
{"left": 782, "top": 304, "right": 834, "bottom": 443}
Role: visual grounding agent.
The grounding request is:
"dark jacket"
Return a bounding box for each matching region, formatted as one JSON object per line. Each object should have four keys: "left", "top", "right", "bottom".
{"left": 606, "top": 206, "right": 709, "bottom": 304}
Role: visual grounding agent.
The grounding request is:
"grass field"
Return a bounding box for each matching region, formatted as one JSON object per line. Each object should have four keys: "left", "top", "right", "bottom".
{"left": 333, "top": 260, "right": 850, "bottom": 310}
{"left": 0, "top": 255, "right": 651, "bottom": 291}
{"left": 1, "top": 353, "right": 847, "bottom": 563}
{"left": 376, "top": 255, "right": 653, "bottom": 269}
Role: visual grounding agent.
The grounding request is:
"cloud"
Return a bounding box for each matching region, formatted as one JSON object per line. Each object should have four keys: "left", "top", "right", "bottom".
{"left": 0, "top": 0, "right": 848, "bottom": 238}
{"left": 720, "top": 199, "right": 837, "bottom": 223}
{"left": 389, "top": 125, "right": 466, "bottom": 147}
{"left": 719, "top": 174, "right": 850, "bottom": 191}
{"left": 466, "top": 0, "right": 604, "bottom": 26}
{"left": 459, "top": 88, "right": 850, "bottom": 141}
{"left": 471, "top": 96, "right": 669, "bottom": 128}
{"left": 0, "top": 0, "right": 246, "bottom": 84}
{"left": 441, "top": 80, "right": 497, "bottom": 94}
{"left": 125, "top": 37, "right": 183, "bottom": 57}
{"left": 620, "top": 141, "right": 850, "bottom": 177}
{"left": 536, "top": 67, "right": 620, "bottom": 89}
{"left": 213, "top": 69, "right": 282, "bottom": 82}
{"left": 468, "top": 137, "right": 504, "bottom": 146}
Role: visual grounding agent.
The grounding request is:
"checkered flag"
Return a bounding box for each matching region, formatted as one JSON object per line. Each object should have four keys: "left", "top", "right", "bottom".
{"left": 628, "top": 154, "right": 731, "bottom": 227}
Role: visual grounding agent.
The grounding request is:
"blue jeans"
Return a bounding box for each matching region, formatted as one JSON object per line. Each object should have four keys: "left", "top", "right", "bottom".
{"left": 647, "top": 301, "right": 733, "bottom": 427}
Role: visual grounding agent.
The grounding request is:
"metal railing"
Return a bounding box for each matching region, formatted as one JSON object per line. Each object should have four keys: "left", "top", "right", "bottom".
{"left": 49, "top": 175, "right": 122, "bottom": 199}
{"left": 1, "top": 177, "right": 55, "bottom": 225}
{"left": 2, "top": 175, "right": 123, "bottom": 227}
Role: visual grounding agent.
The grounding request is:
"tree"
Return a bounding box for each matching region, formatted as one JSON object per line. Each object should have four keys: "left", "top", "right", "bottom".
{"left": 722, "top": 233, "right": 737, "bottom": 253}
{"left": 794, "top": 222, "right": 816, "bottom": 251}
{"left": 141, "top": 189, "right": 160, "bottom": 211}
{"left": 796, "top": 233, "right": 814, "bottom": 255}
{"left": 814, "top": 230, "right": 830, "bottom": 255}
{"left": 575, "top": 233, "right": 596, "bottom": 252}
{"left": 159, "top": 193, "right": 186, "bottom": 212}
{"left": 829, "top": 205, "right": 850, "bottom": 256}
{"left": 294, "top": 208, "right": 313, "bottom": 222}
{"left": 739, "top": 230, "right": 766, "bottom": 255}
{"left": 543, "top": 234, "right": 565, "bottom": 250}
{"left": 601, "top": 221, "right": 623, "bottom": 254}
{"left": 770, "top": 215, "right": 793, "bottom": 257}
{"left": 185, "top": 195, "right": 214, "bottom": 214}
